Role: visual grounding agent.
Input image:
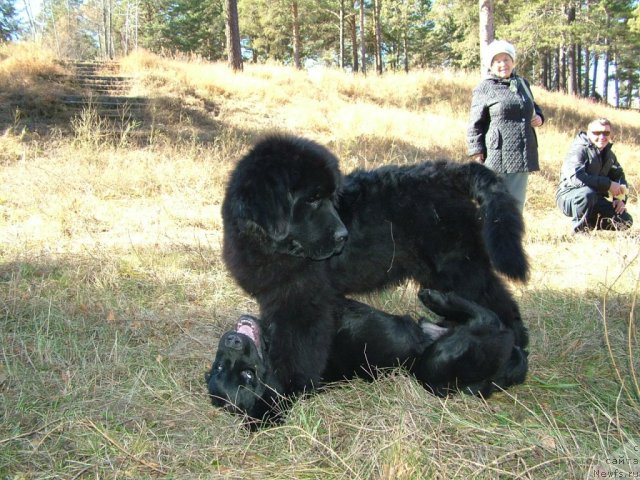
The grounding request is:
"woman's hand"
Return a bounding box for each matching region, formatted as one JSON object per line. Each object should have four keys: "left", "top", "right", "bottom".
{"left": 531, "top": 115, "right": 543, "bottom": 128}
{"left": 472, "top": 153, "right": 485, "bottom": 163}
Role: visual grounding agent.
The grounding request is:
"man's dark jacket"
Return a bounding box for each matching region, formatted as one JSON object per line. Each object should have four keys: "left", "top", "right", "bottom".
{"left": 557, "top": 131, "right": 628, "bottom": 197}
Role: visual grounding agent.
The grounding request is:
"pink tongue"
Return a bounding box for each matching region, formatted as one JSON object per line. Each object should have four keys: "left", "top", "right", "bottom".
{"left": 237, "top": 324, "right": 255, "bottom": 341}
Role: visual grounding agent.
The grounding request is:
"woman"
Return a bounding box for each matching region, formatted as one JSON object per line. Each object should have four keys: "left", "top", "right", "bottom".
{"left": 467, "top": 40, "right": 544, "bottom": 213}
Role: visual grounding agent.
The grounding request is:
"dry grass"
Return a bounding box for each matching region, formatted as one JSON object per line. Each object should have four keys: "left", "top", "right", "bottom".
{"left": 0, "top": 45, "right": 639, "bottom": 478}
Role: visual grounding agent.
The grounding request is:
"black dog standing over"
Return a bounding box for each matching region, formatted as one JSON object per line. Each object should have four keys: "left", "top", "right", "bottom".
{"left": 222, "top": 134, "right": 529, "bottom": 396}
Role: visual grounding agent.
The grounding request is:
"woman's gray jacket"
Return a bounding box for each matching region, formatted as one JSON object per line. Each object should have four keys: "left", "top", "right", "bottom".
{"left": 467, "top": 73, "right": 544, "bottom": 174}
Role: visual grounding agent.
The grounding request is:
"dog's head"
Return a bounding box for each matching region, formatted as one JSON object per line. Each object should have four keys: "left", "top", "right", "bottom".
{"left": 205, "top": 315, "right": 282, "bottom": 423}
{"left": 222, "top": 134, "right": 348, "bottom": 260}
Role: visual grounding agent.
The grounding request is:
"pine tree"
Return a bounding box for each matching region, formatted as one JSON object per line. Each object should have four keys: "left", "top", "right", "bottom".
{"left": 138, "top": 0, "right": 226, "bottom": 60}
{"left": 479, "top": 0, "right": 494, "bottom": 72}
{"left": 0, "top": 0, "right": 21, "bottom": 42}
{"left": 226, "top": 0, "right": 243, "bottom": 70}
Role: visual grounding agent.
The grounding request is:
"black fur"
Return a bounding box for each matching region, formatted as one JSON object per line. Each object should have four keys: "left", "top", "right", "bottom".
{"left": 222, "top": 134, "right": 529, "bottom": 395}
{"left": 206, "top": 290, "right": 528, "bottom": 426}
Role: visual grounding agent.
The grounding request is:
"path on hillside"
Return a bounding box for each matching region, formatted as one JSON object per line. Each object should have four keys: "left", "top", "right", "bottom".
{"left": 1, "top": 58, "right": 221, "bottom": 142}
{"left": 58, "top": 60, "right": 149, "bottom": 135}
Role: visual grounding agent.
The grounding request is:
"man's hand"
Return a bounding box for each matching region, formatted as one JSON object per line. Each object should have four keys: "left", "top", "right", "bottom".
{"left": 609, "top": 181, "right": 624, "bottom": 197}
{"left": 613, "top": 199, "right": 627, "bottom": 215}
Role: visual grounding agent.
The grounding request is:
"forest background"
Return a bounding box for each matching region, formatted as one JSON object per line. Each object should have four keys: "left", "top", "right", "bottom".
{"left": 2, "top": 0, "right": 640, "bottom": 107}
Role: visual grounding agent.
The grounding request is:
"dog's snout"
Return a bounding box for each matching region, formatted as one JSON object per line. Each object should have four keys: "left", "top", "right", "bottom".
{"left": 334, "top": 226, "right": 348, "bottom": 244}
{"left": 224, "top": 333, "right": 244, "bottom": 350}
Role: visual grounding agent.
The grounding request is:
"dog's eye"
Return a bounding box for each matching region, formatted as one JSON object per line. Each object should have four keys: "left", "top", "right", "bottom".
{"left": 214, "top": 364, "right": 223, "bottom": 374}
{"left": 241, "top": 370, "right": 254, "bottom": 382}
{"left": 306, "top": 193, "right": 323, "bottom": 204}
{"left": 307, "top": 197, "right": 323, "bottom": 209}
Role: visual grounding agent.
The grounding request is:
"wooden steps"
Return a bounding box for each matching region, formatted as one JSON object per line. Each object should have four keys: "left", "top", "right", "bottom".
{"left": 56, "top": 60, "right": 150, "bottom": 137}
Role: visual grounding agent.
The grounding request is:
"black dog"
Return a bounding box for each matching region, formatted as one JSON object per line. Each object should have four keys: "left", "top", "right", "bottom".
{"left": 206, "top": 290, "right": 528, "bottom": 426}
{"left": 222, "top": 134, "right": 528, "bottom": 395}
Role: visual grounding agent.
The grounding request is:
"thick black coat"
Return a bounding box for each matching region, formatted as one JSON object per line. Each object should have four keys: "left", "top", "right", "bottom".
{"left": 206, "top": 291, "right": 529, "bottom": 426}
{"left": 467, "top": 73, "right": 543, "bottom": 173}
{"left": 222, "top": 134, "right": 529, "bottom": 396}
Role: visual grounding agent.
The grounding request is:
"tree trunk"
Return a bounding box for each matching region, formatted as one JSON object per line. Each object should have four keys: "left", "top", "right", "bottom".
{"left": 101, "top": 0, "right": 114, "bottom": 59}
{"left": 479, "top": 0, "right": 494, "bottom": 72}
{"left": 625, "top": 80, "right": 633, "bottom": 108}
{"left": 102, "top": 0, "right": 109, "bottom": 58}
{"left": 601, "top": 9, "right": 611, "bottom": 103}
{"left": 23, "top": 0, "right": 38, "bottom": 41}
{"left": 542, "top": 50, "right": 549, "bottom": 90}
{"left": 613, "top": 55, "right": 619, "bottom": 108}
{"left": 393, "top": 42, "right": 399, "bottom": 71}
{"left": 582, "top": 47, "right": 590, "bottom": 98}
{"left": 590, "top": 53, "right": 598, "bottom": 98}
{"left": 602, "top": 45, "right": 610, "bottom": 104}
{"left": 577, "top": 44, "right": 584, "bottom": 96}
{"left": 566, "top": 5, "right": 577, "bottom": 95}
{"left": 133, "top": 1, "right": 139, "bottom": 50}
{"left": 123, "top": 2, "right": 130, "bottom": 56}
{"left": 373, "top": 0, "right": 382, "bottom": 74}
{"left": 560, "top": 46, "right": 566, "bottom": 92}
{"left": 108, "top": 0, "right": 114, "bottom": 59}
{"left": 339, "top": 0, "right": 345, "bottom": 69}
{"left": 291, "top": 1, "right": 302, "bottom": 69}
{"left": 350, "top": 14, "right": 358, "bottom": 72}
{"left": 359, "top": 0, "right": 366, "bottom": 75}
{"left": 403, "top": 30, "right": 409, "bottom": 73}
{"left": 225, "top": 0, "right": 243, "bottom": 71}
{"left": 554, "top": 47, "right": 560, "bottom": 91}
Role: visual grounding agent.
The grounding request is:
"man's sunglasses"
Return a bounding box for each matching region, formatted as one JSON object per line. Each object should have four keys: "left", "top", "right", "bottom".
{"left": 590, "top": 130, "right": 611, "bottom": 137}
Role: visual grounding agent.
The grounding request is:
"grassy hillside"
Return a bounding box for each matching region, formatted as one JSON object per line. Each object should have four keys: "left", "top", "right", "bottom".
{"left": 1, "top": 43, "right": 639, "bottom": 479}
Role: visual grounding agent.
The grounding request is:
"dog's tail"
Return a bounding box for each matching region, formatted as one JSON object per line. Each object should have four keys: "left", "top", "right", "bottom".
{"left": 460, "top": 162, "right": 529, "bottom": 282}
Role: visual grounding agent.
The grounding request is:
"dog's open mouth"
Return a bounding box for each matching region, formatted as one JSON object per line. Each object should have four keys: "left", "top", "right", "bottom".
{"left": 236, "top": 315, "right": 262, "bottom": 357}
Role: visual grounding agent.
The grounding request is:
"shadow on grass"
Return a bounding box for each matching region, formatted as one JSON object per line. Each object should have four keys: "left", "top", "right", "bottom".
{"left": 2, "top": 252, "right": 636, "bottom": 398}
{"left": 1, "top": 249, "right": 638, "bottom": 478}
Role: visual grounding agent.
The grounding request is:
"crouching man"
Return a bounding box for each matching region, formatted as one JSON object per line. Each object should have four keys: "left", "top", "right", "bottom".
{"left": 556, "top": 118, "right": 633, "bottom": 233}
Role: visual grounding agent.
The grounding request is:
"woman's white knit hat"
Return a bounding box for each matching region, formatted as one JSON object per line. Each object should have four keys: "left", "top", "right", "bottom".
{"left": 486, "top": 40, "right": 516, "bottom": 65}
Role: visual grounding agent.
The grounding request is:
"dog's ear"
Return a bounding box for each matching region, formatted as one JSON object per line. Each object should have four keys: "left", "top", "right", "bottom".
{"left": 224, "top": 168, "right": 294, "bottom": 242}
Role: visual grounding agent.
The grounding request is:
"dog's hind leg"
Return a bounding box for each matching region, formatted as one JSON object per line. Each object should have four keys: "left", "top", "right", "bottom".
{"left": 418, "top": 288, "right": 501, "bottom": 329}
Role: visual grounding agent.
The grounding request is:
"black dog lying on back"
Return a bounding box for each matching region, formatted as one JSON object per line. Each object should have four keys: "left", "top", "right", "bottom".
{"left": 206, "top": 289, "right": 528, "bottom": 427}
